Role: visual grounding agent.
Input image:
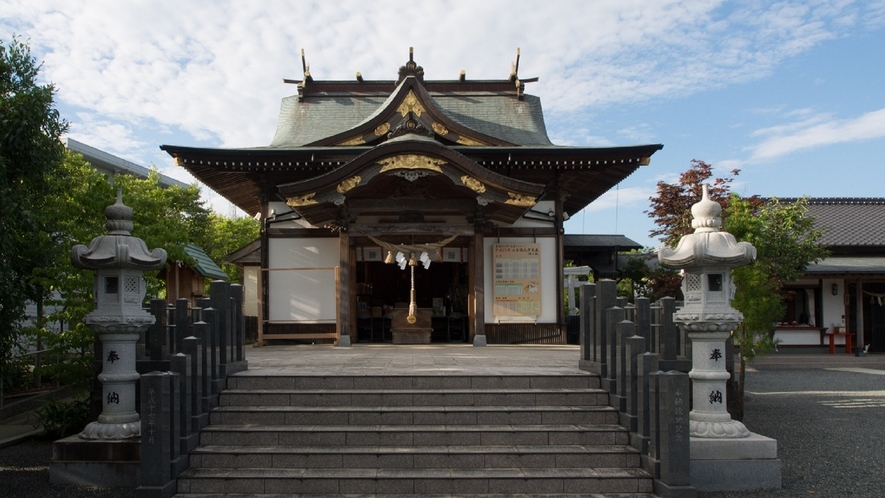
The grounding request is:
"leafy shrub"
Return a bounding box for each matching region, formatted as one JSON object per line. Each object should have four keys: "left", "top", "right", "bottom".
{"left": 34, "top": 398, "right": 91, "bottom": 439}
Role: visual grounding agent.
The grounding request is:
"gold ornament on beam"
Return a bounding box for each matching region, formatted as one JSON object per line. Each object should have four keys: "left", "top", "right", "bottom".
{"left": 374, "top": 122, "right": 391, "bottom": 136}
{"left": 286, "top": 193, "right": 318, "bottom": 207}
{"left": 397, "top": 90, "right": 426, "bottom": 117}
{"left": 460, "top": 175, "right": 486, "bottom": 193}
{"left": 336, "top": 136, "right": 365, "bottom": 146}
{"left": 337, "top": 175, "right": 362, "bottom": 194}
{"left": 378, "top": 154, "right": 444, "bottom": 173}
{"left": 505, "top": 192, "right": 536, "bottom": 207}
{"left": 456, "top": 135, "right": 487, "bottom": 146}
{"left": 431, "top": 122, "right": 449, "bottom": 136}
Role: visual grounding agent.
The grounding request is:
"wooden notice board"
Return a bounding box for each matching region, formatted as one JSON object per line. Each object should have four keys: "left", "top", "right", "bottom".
{"left": 492, "top": 243, "right": 542, "bottom": 317}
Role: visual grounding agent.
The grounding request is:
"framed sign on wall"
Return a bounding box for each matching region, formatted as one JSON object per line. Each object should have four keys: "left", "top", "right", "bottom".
{"left": 492, "top": 243, "right": 541, "bottom": 317}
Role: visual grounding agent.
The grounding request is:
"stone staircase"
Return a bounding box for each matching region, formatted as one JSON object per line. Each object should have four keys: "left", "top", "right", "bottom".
{"left": 174, "top": 373, "right": 655, "bottom": 497}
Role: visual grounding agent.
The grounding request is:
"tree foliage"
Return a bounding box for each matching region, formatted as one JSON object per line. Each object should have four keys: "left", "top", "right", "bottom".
{"left": 646, "top": 159, "right": 745, "bottom": 247}
{"left": 0, "top": 37, "right": 68, "bottom": 399}
{"left": 724, "top": 195, "right": 827, "bottom": 418}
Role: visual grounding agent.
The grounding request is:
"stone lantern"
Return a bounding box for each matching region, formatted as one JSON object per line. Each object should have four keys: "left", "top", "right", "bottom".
{"left": 659, "top": 185, "right": 781, "bottom": 492}
{"left": 72, "top": 190, "right": 167, "bottom": 439}
{"left": 658, "top": 184, "right": 754, "bottom": 438}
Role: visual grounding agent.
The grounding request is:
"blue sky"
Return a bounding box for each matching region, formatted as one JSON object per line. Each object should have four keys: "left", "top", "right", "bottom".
{"left": 3, "top": 1, "right": 885, "bottom": 248}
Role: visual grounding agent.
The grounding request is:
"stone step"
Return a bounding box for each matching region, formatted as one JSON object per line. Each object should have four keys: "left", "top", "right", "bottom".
{"left": 226, "top": 374, "right": 601, "bottom": 391}
{"left": 209, "top": 404, "right": 620, "bottom": 426}
{"left": 219, "top": 389, "right": 610, "bottom": 407}
{"left": 178, "top": 494, "right": 658, "bottom": 498}
{"left": 176, "top": 467, "right": 654, "bottom": 495}
{"left": 199, "top": 424, "right": 630, "bottom": 447}
{"left": 189, "top": 444, "right": 640, "bottom": 470}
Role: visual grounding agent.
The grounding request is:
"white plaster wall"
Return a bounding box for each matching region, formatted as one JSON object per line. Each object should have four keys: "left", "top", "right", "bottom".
{"left": 821, "top": 277, "right": 846, "bottom": 333}
{"left": 243, "top": 266, "right": 259, "bottom": 317}
{"left": 268, "top": 237, "right": 338, "bottom": 322}
{"left": 484, "top": 236, "right": 558, "bottom": 324}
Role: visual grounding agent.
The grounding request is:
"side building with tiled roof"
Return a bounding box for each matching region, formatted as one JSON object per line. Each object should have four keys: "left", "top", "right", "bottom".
{"left": 775, "top": 198, "right": 885, "bottom": 353}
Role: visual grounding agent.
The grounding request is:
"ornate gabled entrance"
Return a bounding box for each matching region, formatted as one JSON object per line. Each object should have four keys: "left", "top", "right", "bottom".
{"left": 277, "top": 129, "right": 546, "bottom": 346}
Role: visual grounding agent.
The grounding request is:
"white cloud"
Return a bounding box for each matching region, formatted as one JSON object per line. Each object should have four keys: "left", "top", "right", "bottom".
{"left": 749, "top": 108, "right": 885, "bottom": 161}
{"left": 4, "top": 0, "right": 880, "bottom": 155}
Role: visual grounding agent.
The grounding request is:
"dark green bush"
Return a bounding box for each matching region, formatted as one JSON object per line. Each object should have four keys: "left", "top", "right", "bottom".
{"left": 34, "top": 398, "right": 91, "bottom": 439}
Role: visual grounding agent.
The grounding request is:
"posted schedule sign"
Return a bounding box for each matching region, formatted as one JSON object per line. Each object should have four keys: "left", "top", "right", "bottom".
{"left": 493, "top": 243, "right": 542, "bottom": 317}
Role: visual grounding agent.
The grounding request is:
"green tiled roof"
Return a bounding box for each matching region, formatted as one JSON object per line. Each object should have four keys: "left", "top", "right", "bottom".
{"left": 184, "top": 244, "right": 228, "bottom": 281}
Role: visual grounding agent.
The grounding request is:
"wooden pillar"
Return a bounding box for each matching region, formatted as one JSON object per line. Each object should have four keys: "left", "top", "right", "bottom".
{"left": 856, "top": 278, "right": 864, "bottom": 355}
{"left": 337, "top": 230, "right": 352, "bottom": 347}
{"left": 257, "top": 195, "right": 270, "bottom": 347}
{"left": 473, "top": 231, "right": 486, "bottom": 346}
{"left": 554, "top": 188, "right": 565, "bottom": 329}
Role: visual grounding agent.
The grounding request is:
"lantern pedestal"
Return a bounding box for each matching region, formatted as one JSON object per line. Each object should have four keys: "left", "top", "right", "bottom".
{"left": 690, "top": 434, "right": 782, "bottom": 492}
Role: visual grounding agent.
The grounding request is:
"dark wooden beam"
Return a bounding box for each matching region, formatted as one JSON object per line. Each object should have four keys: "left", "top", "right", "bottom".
{"left": 347, "top": 199, "right": 476, "bottom": 213}
{"left": 349, "top": 223, "right": 475, "bottom": 236}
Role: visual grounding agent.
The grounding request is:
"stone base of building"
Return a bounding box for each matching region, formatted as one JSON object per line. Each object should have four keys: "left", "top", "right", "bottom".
{"left": 690, "top": 432, "right": 782, "bottom": 491}
{"left": 50, "top": 435, "right": 140, "bottom": 487}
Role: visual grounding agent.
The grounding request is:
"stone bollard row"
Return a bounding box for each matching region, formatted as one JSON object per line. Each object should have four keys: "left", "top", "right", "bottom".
{"left": 135, "top": 281, "right": 249, "bottom": 495}
{"left": 578, "top": 279, "right": 696, "bottom": 498}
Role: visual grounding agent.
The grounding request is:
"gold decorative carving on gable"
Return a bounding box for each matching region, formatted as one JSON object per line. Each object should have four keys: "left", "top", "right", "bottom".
{"left": 336, "top": 135, "right": 365, "bottom": 146}
{"left": 460, "top": 175, "right": 486, "bottom": 193}
{"left": 337, "top": 175, "right": 362, "bottom": 194}
{"left": 505, "top": 192, "right": 536, "bottom": 207}
{"left": 456, "top": 135, "right": 487, "bottom": 146}
{"left": 286, "top": 193, "right": 318, "bottom": 207}
{"left": 397, "top": 90, "right": 425, "bottom": 117}
{"left": 378, "top": 154, "right": 444, "bottom": 173}
{"left": 431, "top": 122, "right": 449, "bottom": 136}
{"left": 374, "top": 122, "right": 391, "bottom": 136}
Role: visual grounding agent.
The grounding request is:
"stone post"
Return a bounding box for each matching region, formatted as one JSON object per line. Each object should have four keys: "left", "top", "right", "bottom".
{"left": 71, "top": 190, "right": 167, "bottom": 440}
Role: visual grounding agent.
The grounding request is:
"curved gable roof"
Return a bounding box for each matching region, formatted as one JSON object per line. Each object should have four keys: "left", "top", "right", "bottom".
{"left": 278, "top": 133, "right": 545, "bottom": 227}
{"left": 268, "top": 76, "right": 552, "bottom": 149}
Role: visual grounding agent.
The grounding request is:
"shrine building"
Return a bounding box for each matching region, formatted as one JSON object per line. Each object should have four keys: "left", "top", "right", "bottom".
{"left": 162, "top": 49, "right": 663, "bottom": 346}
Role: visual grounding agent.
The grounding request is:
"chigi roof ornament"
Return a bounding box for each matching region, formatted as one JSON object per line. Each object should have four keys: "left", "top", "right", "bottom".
{"left": 397, "top": 47, "right": 425, "bottom": 84}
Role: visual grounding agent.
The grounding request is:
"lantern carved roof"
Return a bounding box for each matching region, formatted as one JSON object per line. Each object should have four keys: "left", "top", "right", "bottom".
{"left": 658, "top": 185, "right": 755, "bottom": 270}
{"left": 71, "top": 190, "right": 168, "bottom": 271}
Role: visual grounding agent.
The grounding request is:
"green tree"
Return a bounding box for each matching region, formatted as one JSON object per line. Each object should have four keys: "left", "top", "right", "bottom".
{"left": 0, "top": 37, "right": 68, "bottom": 403}
{"left": 646, "top": 159, "right": 744, "bottom": 247}
{"left": 24, "top": 150, "right": 112, "bottom": 391}
{"left": 111, "top": 172, "right": 211, "bottom": 295}
{"left": 724, "top": 195, "right": 827, "bottom": 418}
{"left": 203, "top": 213, "right": 259, "bottom": 283}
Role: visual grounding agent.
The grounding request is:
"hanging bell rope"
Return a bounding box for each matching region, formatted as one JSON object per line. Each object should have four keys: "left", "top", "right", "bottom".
{"left": 366, "top": 233, "right": 460, "bottom": 258}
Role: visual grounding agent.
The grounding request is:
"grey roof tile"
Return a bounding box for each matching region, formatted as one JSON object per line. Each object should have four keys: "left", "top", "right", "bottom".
{"left": 268, "top": 90, "right": 552, "bottom": 147}
{"left": 798, "top": 198, "right": 885, "bottom": 247}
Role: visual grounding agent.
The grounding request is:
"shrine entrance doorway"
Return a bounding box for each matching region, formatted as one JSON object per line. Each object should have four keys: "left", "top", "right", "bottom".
{"left": 354, "top": 254, "right": 469, "bottom": 343}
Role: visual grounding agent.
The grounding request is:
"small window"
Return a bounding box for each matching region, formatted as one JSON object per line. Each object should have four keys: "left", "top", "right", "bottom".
{"left": 105, "top": 276, "right": 119, "bottom": 294}
{"left": 708, "top": 274, "right": 722, "bottom": 292}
